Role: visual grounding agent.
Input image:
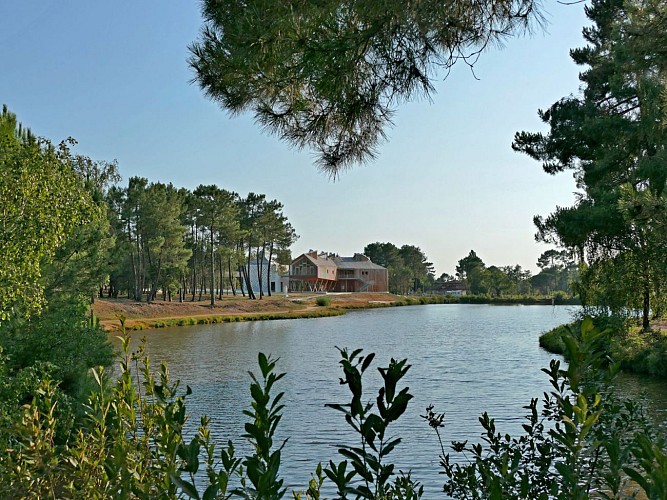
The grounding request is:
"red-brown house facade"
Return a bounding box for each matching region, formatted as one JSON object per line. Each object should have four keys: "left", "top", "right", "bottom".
{"left": 289, "top": 251, "right": 388, "bottom": 293}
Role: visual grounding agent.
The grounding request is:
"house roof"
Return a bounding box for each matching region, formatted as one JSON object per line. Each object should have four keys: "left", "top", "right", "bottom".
{"left": 291, "top": 252, "right": 386, "bottom": 271}
{"left": 333, "top": 256, "right": 386, "bottom": 270}
{"left": 297, "top": 253, "right": 337, "bottom": 269}
{"left": 438, "top": 280, "right": 468, "bottom": 291}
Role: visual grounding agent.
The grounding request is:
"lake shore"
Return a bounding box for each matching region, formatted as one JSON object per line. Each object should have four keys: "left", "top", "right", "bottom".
{"left": 94, "top": 293, "right": 578, "bottom": 332}
{"left": 540, "top": 320, "right": 667, "bottom": 379}
{"left": 94, "top": 293, "right": 402, "bottom": 331}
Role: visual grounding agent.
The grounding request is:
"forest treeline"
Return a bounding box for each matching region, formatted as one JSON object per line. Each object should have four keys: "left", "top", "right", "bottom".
{"left": 0, "top": 104, "right": 298, "bottom": 318}
{"left": 1, "top": 101, "right": 573, "bottom": 311}
{"left": 105, "top": 180, "right": 297, "bottom": 305}
{"left": 363, "top": 243, "right": 576, "bottom": 297}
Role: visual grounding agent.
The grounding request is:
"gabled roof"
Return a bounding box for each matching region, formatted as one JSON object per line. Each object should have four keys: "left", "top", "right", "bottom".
{"left": 333, "top": 256, "right": 386, "bottom": 270}
{"left": 291, "top": 252, "right": 387, "bottom": 271}
{"left": 295, "top": 252, "right": 337, "bottom": 269}
{"left": 439, "top": 280, "right": 468, "bottom": 291}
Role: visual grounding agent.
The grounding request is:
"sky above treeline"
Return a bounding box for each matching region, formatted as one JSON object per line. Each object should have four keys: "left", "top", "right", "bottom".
{"left": 1, "top": 1, "right": 590, "bottom": 276}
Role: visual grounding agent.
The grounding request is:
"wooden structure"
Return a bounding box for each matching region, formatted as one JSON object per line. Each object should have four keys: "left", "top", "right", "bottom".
{"left": 434, "top": 279, "right": 468, "bottom": 296}
{"left": 289, "top": 251, "right": 388, "bottom": 293}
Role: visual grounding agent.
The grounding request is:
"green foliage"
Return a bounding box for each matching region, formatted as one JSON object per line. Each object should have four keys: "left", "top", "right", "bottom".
{"left": 325, "top": 348, "right": 422, "bottom": 498}
{"left": 452, "top": 250, "right": 537, "bottom": 297}
{"left": 624, "top": 434, "right": 667, "bottom": 499}
{"left": 364, "top": 242, "right": 434, "bottom": 294}
{"left": 608, "top": 329, "right": 667, "bottom": 378}
{"left": 435, "top": 317, "right": 664, "bottom": 498}
{"left": 0, "top": 300, "right": 113, "bottom": 448}
{"left": 0, "top": 106, "right": 99, "bottom": 321}
{"left": 513, "top": 0, "right": 667, "bottom": 329}
{"left": 0, "top": 301, "right": 112, "bottom": 386}
{"left": 192, "top": 184, "right": 240, "bottom": 306}
{"left": 532, "top": 249, "right": 578, "bottom": 296}
{"left": 456, "top": 250, "right": 485, "bottom": 282}
{"left": 41, "top": 153, "right": 120, "bottom": 302}
{"left": 107, "top": 180, "right": 296, "bottom": 304}
{"left": 539, "top": 324, "right": 570, "bottom": 355}
{"left": 541, "top": 317, "right": 667, "bottom": 378}
{"left": 292, "top": 463, "right": 325, "bottom": 500}
{"left": 315, "top": 296, "right": 331, "bottom": 307}
{"left": 190, "top": 0, "right": 541, "bottom": 174}
{"left": 236, "top": 352, "right": 287, "bottom": 498}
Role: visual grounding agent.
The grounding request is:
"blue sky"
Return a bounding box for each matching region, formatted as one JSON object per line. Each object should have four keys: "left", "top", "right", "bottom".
{"left": 1, "top": 1, "right": 589, "bottom": 276}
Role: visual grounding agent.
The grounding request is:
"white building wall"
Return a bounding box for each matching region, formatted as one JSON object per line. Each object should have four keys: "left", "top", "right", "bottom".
{"left": 247, "top": 259, "right": 286, "bottom": 294}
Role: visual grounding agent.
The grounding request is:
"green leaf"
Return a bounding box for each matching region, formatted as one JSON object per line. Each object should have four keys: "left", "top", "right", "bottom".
{"left": 202, "top": 484, "right": 219, "bottom": 500}
{"left": 170, "top": 474, "right": 200, "bottom": 499}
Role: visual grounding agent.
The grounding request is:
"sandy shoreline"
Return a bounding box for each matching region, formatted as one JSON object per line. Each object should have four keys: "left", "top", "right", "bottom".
{"left": 93, "top": 292, "right": 402, "bottom": 332}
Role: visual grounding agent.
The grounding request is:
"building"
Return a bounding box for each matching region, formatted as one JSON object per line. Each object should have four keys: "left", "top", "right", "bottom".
{"left": 289, "top": 251, "right": 388, "bottom": 292}
{"left": 246, "top": 258, "right": 288, "bottom": 294}
{"left": 434, "top": 279, "right": 468, "bottom": 296}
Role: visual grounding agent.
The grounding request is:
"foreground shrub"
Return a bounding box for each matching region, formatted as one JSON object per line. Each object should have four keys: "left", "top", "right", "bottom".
{"left": 0, "top": 317, "right": 665, "bottom": 498}
{"left": 433, "top": 318, "right": 665, "bottom": 498}
{"left": 0, "top": 300, "right": 113, "bottom": 451}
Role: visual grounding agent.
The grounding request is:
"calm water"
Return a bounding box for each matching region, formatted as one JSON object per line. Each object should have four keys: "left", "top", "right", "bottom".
{"left": 114, "top": 304, "right": 667, "bottom": 496}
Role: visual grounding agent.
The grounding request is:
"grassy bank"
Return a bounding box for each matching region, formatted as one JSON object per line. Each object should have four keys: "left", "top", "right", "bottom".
{"left": 95, "top": 293, "right": 579, "bottom": 332}
{"left": 540, "top": 320, "right": 667, "bottom": 378}
{"left": 115, "top": 309, "right": 348, "bottom": 331}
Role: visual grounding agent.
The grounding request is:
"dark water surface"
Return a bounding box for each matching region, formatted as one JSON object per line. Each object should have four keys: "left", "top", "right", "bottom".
{"left": 114, "top": 304, "right": 666, "bottom": 496}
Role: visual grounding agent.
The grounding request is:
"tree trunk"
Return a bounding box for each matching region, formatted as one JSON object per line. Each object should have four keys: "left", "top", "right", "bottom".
{"left": 643, "top": 281, "right": 651, "bottom": 332}
{"left": 210, "top": 227, "right": 215, "bottom": 307}
{"left": 238, "top": 265, "right": 246, "bottom": 296}
{"left": 218, "top": 253, "right": 224, "bottom": 300}
{"left": 266, "top": 241, "right": 274, "bottom": 297}
{"left": 242, "top": 265, "right": 255, "bottom": 299}
{"left": 228, "top": 256, "right": 237, "bottom": 296}
{"left": 256, "top": 244, "right": 265, "bottom": 299}
{"left": 245, "top": 244, "right": 256, "bottom": 299}
{"left": 191, "top": 225, "right": 198, "bottom": 302}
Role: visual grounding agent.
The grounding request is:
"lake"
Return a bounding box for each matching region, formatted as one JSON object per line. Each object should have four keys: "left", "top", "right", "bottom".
{"left": 116, "top": 304, "right": 667, "bottom": 496}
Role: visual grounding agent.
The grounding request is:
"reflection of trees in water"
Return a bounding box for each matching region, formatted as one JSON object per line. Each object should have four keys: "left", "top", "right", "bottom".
{"left": 615, "top": 372, "right": 667, "bottom": 431}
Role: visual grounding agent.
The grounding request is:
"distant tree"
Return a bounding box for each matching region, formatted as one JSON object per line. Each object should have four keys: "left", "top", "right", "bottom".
{"left": 486, "top": 266, "right": 511, "bottom": 296}
{"left": 259, "top": 203, "right": 298, "bottom": 297}
{"left": 109, "top": 179, "right": 190, "bottom": 303}
{"left": 436, "top": 273, "right": 455, "bottom": 284}
{"left": 364, "top": 242, "right": 408, "bottom": 293}
{"left": 399, "top": 245, "right": 435, "bottom": 293}
{"left": 237, "top": 193, "right": 267, "bottom": 300}
{"left": 537, "top": 249, "right": 574, "bottom": 269}
{"left": 70, "top": 154, "right": 121, "bottom": 203}
{"left": 532, "top": 249, "right": 577, "bottom": 295}
{"left": 456, "top": 250, "right": 485, "bottom": 281}
{"left": 500, "top": 264, "right": 532, "bottom": 295}
{"left": 364, "top": 242, "right": 433, "bottom": 293}
{"left": 364, "top": 242, "right": 402, "bottom": 269}
{"left": 252, "top": 199, "right": 298, "bottom": 298}
{"left": 190, "top": 0, "right": 543, "bottom": 175}
{"left": 193, "top": 185, "right": 239, "bottom": 306}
